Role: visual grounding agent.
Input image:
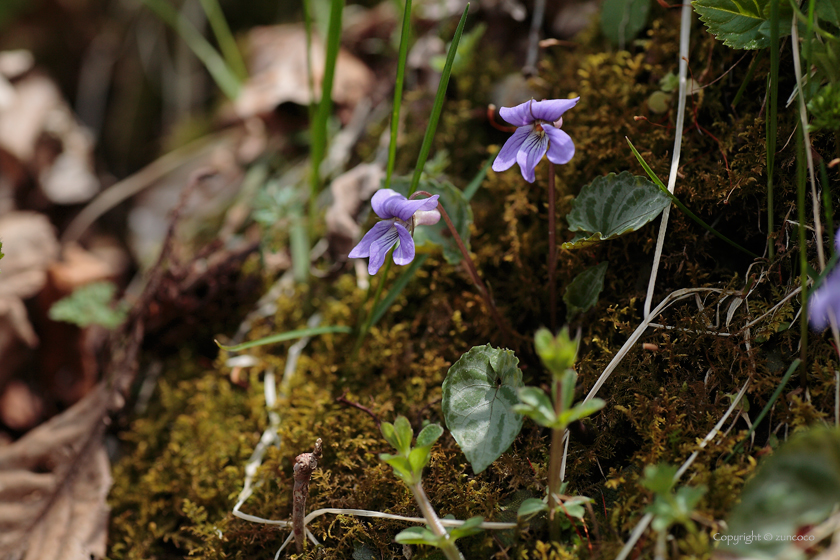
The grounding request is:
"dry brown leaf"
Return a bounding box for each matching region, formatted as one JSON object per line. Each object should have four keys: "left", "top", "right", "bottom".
{"left": 0, "top": 383, "right": 112, "bottom": 559}
{"left": 0, "top": 71, "right": 99, "bottom": 204}
{"left": 0, "top": 211, "right": 59, "bottom": 299}
{"left": 326, "top": 162, "right": 383, "bottom": 257}
{"left": 234, "top": 24, "right": 374, "bottom": 120}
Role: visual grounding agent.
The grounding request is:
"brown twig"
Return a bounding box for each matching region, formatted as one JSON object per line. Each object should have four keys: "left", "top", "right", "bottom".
{"left": 336, "top": 391, "right": 381, "bottom": 427}
{"left": 412, "top": 191, "right": 515, "bottom": 346}
{"left": 292, "top": 438, "right": 323, "bottom": 554}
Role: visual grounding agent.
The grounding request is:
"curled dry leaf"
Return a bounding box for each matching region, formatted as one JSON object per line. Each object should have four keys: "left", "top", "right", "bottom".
{"left": 234, "top": 24, "right": 374, "bottom": 121}
{"left": 0, "top": 70, "right": 99, "bottom": 204}
{"left": 326, "top": 162, "right": 384, "bottom": 257}
{"left": 0, "top": 383, "right": 112, "bottom": 559}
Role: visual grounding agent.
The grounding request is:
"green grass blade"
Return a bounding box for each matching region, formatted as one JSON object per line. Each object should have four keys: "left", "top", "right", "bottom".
{"left": 310, "top": 0, "right": 345, "bottom": 196}
{"left": 725, "top": 359, "right": 800, "bottom": 461}
{"left": 462, "top": 152, "right": 495, "bottom": 201}
{"left": 142, "top": 0, "right": 241, "bottom": 100}
{"left": 370, "top": 255, "right": 428, "bottom": 326}
{"left": 731, "top": 50, "right": 762, "bottom": 110}
{"left": 302, "top": 0, "right": 316, "bottom": 122}
{"left": 216, "top": 325, "right": 352, "bottom": 351}
{"left": 198, "top": 0, "right": 248, "bottom": 80}
{"left": 408, "top": 3, "right": 470, "bottom": 196}
{"left": 766, "top": 0, "right": 780, "bottom": 260}
{"left": 822, "top": 161, "right": 835, "bottom": 243}
{"left": 290, "top": 216, "right": 310, "bottom": 283}
{"left": 384, "top": 0, "right": 413, "bottom": 191}
{"left": 797, "top": 126, "right": 809, "bottom": 380}
{"left": 626, "top": 138, "right": 759, "bottom": 258}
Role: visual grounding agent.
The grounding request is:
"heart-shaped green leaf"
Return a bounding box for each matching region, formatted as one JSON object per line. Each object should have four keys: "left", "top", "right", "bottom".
{"left": 564, "top": 262, "right": 609, "bottom": 321}
{"left": 720, "top": 427, "right": 840, "bottom": 558}
{"left": 442, "top": 345, "right": 524, "bottom": 473}
{"left": 563, "top": 171, "right": 670, "bottom": 250}
{"left": 691, "top": 0, "right": 792, "bottom": 50}
{"left": 601, "top": 0, "right": 651, "bottom": 47}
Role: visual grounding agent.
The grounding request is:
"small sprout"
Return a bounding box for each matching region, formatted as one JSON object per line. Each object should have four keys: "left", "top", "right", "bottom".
{"left": 48, "top": 281, "right": 128, "bottom": 329}
{"left": 534, "top": 327, "right": 578, "bottom": 378}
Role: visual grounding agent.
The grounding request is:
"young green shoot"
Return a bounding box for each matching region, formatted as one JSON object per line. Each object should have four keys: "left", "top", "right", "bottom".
{"left": 380, "top": 416, "right": 477, "bottom": 560}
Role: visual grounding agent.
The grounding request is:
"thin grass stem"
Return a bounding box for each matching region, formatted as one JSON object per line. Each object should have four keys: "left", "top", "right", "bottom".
{"left": 766, "top": 0, "right": 780, "bottom": 261}
{"left": 385, "top": 0, "right": 412, "bottom": 191}
{"left": 643, "top": 2, "right": 691, "bottom": 319}
{"left": 548, "top": 163, "right": 557, "bottom": 330}
{"left": 798, "top": 128, "right": 809, "bottom": 388}
{"left": 198, "top": 0, "right": 247, "bottom": 80}
{"left": 408, "top": 4, "right": 469, "bottom": 196}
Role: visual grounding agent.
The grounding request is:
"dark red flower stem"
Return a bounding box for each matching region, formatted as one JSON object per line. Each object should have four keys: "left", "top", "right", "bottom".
{"left": 413, "top": 191, "right": 513, "bottom": 345}
{"left": 548, "top": 162, "right": 557, "bottom": 330}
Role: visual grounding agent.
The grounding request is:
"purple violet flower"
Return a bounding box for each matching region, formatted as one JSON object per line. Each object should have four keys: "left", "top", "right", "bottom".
{"left": 492, "top": 98, "right": 580, "bottom": 183}
{"left": 349, "top": 188, "right": 440, "bottom": 274}
{"left": 809, "top": 231, "right": 840, "bottom": 331}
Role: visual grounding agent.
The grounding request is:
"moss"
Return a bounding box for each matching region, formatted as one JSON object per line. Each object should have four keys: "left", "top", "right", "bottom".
{"left": 109, "top": 8, "right": 840, "bottom": 560}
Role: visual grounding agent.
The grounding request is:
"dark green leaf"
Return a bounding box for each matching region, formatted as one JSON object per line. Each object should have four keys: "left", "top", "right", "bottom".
{"left": 442, "top": 345, "right": 524, "bottom": 473}
{"left": 601, "top": 0, "right": 651, "bottom": 47}
{"left": 691, "top": 0, "right": 793, "bottom": 50}
{"left": 721, "top": 427, "right": 840, "bottom": 558}
{"left": 564, "top": 262, "right": 609, "bottom": 320}
{"left": 563, "top": 171, "right": 670, "bottom": 250}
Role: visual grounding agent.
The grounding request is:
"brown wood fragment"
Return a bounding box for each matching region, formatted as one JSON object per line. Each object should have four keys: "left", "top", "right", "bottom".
{"left": 292, "top": 438, "right": 322, "bottom": 554}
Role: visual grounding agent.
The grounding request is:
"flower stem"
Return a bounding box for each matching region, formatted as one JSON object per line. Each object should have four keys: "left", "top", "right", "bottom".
{"left": 547, "top": 379, "right": 564, "bottom": 541}
{"left": 410, "top": 483, "right": 464, "bottom": 560}
{"left": 353, "top": 258, "right": 392, "bottom": 356}
{"left": 548, "top": 162, "right": 557, "bottom": 330}
{"left": 414, "top": 191, "right": 513, "bottom": 344}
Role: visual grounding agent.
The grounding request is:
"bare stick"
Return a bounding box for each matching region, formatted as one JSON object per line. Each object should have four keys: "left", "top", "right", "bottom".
{"left": 548, "top": 163, "right": 557, "bottom": 330}
{"left": 292, "top": 438, "right": 323, "bottom": 554}
{"left": 413, "top": 191, "right": 514, "bottom": 344}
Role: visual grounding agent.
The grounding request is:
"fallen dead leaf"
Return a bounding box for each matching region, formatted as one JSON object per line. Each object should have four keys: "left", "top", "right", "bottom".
{"left": 326, "top": 162, "right": 383, "bottom": 258}
{"left": 0, "top": 383, "right": 112, "bottom": 559}
{"left": 0, "top": 71, "right": 99, "bottom": 205}
{"left": 234, "top": 24, "right": 374, "bottom": 121}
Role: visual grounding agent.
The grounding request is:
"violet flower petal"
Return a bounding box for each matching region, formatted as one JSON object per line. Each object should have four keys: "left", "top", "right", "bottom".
{"left": 516, "top": 129, "right": 548, "bottom": 183}
{"left": 414, "top": 209, "right": 441, "bottom": 226}
{"left": 530, "top": 98, "right": 580, "bottom": 123}
{"left": 499, "top": 100, "right": 535, "bottom": 127}
{"left": 392, "top": 223, "right": 415, "bottom": 265}
{"left": 543, "top": 124, "right": 575, "bottom": 165}
{"left": 371, "top": 189, "right": 403, "bottom": 219}
{"left": 348, "top": 220, "right": 395, "bottom": 259}
{"left": 367, "top": 224, "right": 400, "bottom": 274}
{"left": 809, "top": 271, "right": 840, "bottom": 330}
{"left": 835, "top": 229, "right": 840, "bottom": 254}
{"left": 383, "top": 194, "right": 440, "bottom": 222}
{"left": 492, "top": 126, "right": 531, "bottom": 172}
